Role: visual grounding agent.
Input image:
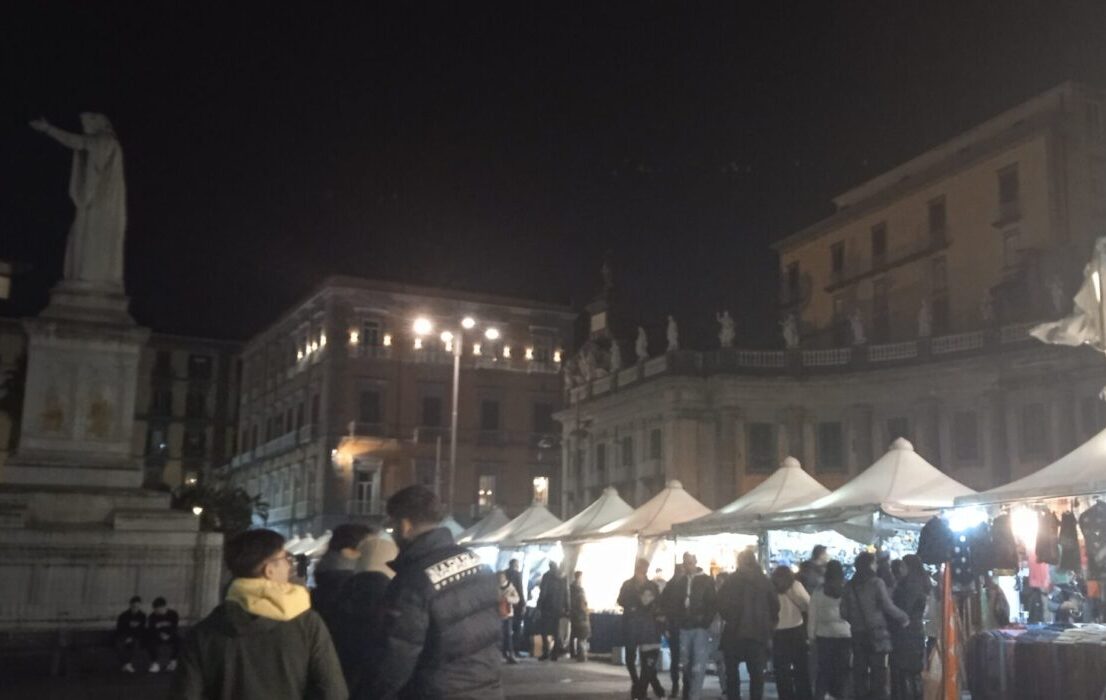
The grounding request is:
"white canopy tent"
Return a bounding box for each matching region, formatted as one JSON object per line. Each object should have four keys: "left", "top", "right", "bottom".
{"left": 591, "top": 479, "right": 712, "bottom": 540}
{"left": 956, "top": 426, "right": 1106, "bottom": 506}
{"left": 748, "top": 439, "right": 976, "bottom": 542}
{"left": 471, "top": 503, "right": 563, "bottom": 548}
{"left": 456, "top": 506, "right": 510, "bottom": 545}
{"left": 674, "top": 457, "right": 829, "bottom": 537}
{"left": 527, "top": 486, "right": 634, "bottom": 543}
{"left": 439, "top": 515, "right": 465, "bottom": 537}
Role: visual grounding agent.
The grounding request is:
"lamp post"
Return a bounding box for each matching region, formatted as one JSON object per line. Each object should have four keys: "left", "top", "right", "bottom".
{"left": 414, "top": 315, "right": 494, "bottom": 517}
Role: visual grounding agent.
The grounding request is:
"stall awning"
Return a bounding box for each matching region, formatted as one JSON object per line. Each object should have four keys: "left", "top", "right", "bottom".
{"left": 674, "top": 457, "right": 829, "bottom": 537}
{"left": 457, "top": 506, "right": 510, "bottom": 545}
{"left": 578, "top": 479, "right": 711, "bottom": 541}
{"left": 718, "top": 439, "right": 975, "bottom": 537}
{"left": 956, "top": 426, "right": 1106, "bottom": 506}
{"left": 469, "top": 503, "right": 563, "bottom": 548}
{"left": 527, "top": 486, "right": 634, "bottom": 543}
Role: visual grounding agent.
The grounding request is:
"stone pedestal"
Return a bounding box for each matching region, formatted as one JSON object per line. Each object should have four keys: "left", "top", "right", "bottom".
{"left": 0, "top": 284, "right": 223, "bottom": 632}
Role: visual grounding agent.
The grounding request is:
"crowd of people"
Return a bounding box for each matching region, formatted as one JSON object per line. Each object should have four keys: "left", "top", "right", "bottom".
{"left": 616, "top": 545, "right": 938, "bottom": 700}
{"left": 167, "top": 485, "right": 504, "bottom": 699}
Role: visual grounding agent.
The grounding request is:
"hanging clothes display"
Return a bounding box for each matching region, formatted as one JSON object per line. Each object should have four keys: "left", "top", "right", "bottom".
{"left": 1079, "top": 500, "right": 1106, "bottom": 578}
{"left": 917, "top": 514, "right": 954, "bottom": 565}
{"left": 1036, "top": 509, "right": 1061, "bottom": 565}
{"left": 967, "top": 522, "right": 995, "bottom": 577}
{"left": 952, "top": 531, "right": 974, "bottom": 585}
{"left": 1059, "top": 511, "right": 1081, "bottom": 572}
{"left": 990, "top": 512, "right": 1020, "bottom": 571}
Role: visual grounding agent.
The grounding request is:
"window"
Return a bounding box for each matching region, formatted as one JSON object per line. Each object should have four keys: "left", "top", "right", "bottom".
{"left": 154, "top": 350, "right": 172, "bottom": 378}
{"left": 1003, "top": 229, "right": 1022, "bottom": 268}
{"left": 871, "top": 222, "right": 887, "bottom": 265}
{"left": 931, "top": 257, "right": 947, "bottom": 293}
{"left": 786, "top": 262, "right": 800, "bottom": 297}
{"left": 188, "top": 354, "right": 213, "bottom": 380}
{"left": 477, "top": 475, "right": 496, "bottom": 514}
{"left": 532, "top": 476, "right": 550, "bottom": 506}
{"left": 533, "top": 402, "right": 554, "bottom": 435}
{"left": 480, "top": 400, "right": 500, "bottom": 431}
{"left": 872, "top": 278, "right": 890, "bottom": 342}
{"left": 953, "top": 411, "right": 979, "bottom": 463}
{"left": 998, "top": 165, "right": 1020, "bottom": 205}
{"left": 932, "top": 297, "right": 951, "bottom": 335}
{"left": 358, "top": 390, "right": 381, "bottom": 424}
{"left": 816, "top": 422, "right": 844, "bottom": 472}
{"left": 621, "top": 436, "right": 634, "bottom": 467}
{"left": 151, "top": 387, "right": 173, "bottom": 416}
{"left": 747, "top": 423, "right": 776, "bottom": 473}
{"left": 353, "top": 469, "right": 379, "bottom": 513}
{"left": 830, "top": 242, "right": 845, "bottom": 276}
{"left": 649, "top": 429, "right": 663, "bottom": 460}
{"left": 928, "top": 197, "right": 947, "bottom": 240}
{"left": 185, "top": 389, "right": 207, "bottom": 419}
{"left": 886, "top": 417, "right": 910, "bottom": 445}
{"left": 1020, "top": 403, "right": 1048, "bottom": 458}
{"left": 595, "top": 443, "right": 607, "bottom": 472}
{"left": 415, "top": 460, "right": 436, "bottom": 490}
{"left": 421, "top": 396, "right": 443, "bottom": 427}
{"left": 361, "top": 320, "right": 381, "bottom": 347}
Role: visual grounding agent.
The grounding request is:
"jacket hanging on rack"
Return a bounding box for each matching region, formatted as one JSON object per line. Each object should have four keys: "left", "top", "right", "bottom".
{"left": 1079, "top": 501, "right": 1106, "bottom": 577}
{"left": 1036, "top": 509, "right": 1061, "bottom": 565}
{"left": 918, "top": 515, "right": 954, "bottom": 565}
{"left": 1059, "top": 511, "right": 1081, "bottom": 572}
{"left": 990, "top": 513, "right": 1019, "bottom": 571}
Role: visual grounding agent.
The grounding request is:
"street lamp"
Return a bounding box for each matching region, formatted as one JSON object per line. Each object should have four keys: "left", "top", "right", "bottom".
{"left": 414, "top": 315, "right": 499, "bottom": 515}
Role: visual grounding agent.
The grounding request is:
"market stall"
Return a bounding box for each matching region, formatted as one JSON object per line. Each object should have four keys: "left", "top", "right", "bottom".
{"left": 526, "top": 486, "right": 634, "bottom": 579}
{"left": 674, "top": 457, "right": 828, "bottom": 571}
{"left": 457, "top": 505, "right": 510, "bottom": 546}
{"left": 950, "top": 427, "right": 1106, "bottom": 699}
{"left": 744, "top": 439, "right": 976, "bottom": 565}
{"left": 468, "top": 502, "right": 564, "bottom": 597}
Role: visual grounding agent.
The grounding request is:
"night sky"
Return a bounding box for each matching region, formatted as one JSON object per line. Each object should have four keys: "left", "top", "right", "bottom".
{"left": 3, "top": 2, "right": 1105, "bottom": 346}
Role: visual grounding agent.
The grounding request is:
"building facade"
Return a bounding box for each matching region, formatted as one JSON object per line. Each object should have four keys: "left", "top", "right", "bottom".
{"left": 223, "top": 277, "right": 575, "bottom": 536}
{"left": 557, "top": 81, "right": 1106, "bottom": 515}
{"left": 0, "top": 318, "right": 240, "bottom": 488}
{"left": 776, "top": 81, "right": 1106, "bottom": 347}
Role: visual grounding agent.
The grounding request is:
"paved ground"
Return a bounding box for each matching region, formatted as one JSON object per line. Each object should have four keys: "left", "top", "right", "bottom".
{"left": 1, "top": 655, "right": 770, "bottom": 699}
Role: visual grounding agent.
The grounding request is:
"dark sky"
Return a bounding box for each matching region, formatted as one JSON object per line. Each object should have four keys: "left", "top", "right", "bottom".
{"left": 3, "top": 2, "right": 1105, "bottom": 346}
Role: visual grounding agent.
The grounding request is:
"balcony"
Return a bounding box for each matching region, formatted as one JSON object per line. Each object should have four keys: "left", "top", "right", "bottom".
{"left": 349, "top": 345, "right": 393, "bottom": 360}
{"left": 346, "top": 500, "right": 383, "bottom": 517}
{"left": 824, "top": 230, "right": 951, "bottom": 293}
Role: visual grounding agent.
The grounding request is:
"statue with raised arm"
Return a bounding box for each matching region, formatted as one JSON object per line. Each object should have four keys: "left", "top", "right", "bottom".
{"left": 609, "top": 339, "right": 622, "bottom": 373}
{"left": 781, "top": 314, "right": 800, "bottom": 349}
{"left": 29, "top": 113, "right": 126, "bottom": 289}
{"left": 716, "top": 310, "right": 736, "bottom": 348}
{"left": 848, "top": 308, "right": 866, "bottom": 345}
{"left": 635, "top": 326, "right": 649, "bottom": 363}
{"left": 918, "top": 300, "right": 932, "bottom": 338}
{"left": 666, "top": 315, "right": 679, "bottom": 352}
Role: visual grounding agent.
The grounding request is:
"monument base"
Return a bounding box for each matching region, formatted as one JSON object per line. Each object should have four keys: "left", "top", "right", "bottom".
{"left": 0, "top": 485, "right": 222, "bottom": 631}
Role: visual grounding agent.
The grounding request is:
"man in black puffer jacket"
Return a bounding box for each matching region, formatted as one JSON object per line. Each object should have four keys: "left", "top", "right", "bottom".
{"left": 361, "top": 486, "right": 503, "bottom": 700}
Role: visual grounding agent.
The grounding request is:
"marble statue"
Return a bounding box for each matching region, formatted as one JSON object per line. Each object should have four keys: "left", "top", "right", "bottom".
{"left": 1031, "top": 237, "right": 1106, "bottom": 349}
{"left": 30, "top": 114, "right": 126, "bottom": 289}
{"left": 918, "top": 300, "right": 932, "bottom": 337}
{"left": 666, "top": 316, "right": 679, "bottom": 352}
{"left": 1050, "top": 276, "right": 1066, "bottom": 314}
{"left": 609, "top": 339, "right": 622, "bottom": 373}
{"left": 848, "top": 308, "right": 866, "bottom": 345}
{"left": 635, "top": 326, "right": 649, "bottom": 362}
{"left": 980, "top": 289, "right": 995, "bottom": 323}
{"left": 716, "top": 310, "right": 736, "bottom": 348}
{"left": 781, "top": 314, "right": 799, "bottom": 349}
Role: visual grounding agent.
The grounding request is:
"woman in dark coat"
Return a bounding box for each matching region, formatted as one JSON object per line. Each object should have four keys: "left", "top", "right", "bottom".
{"left": 841, "top": 551, "right": 909, "bottom": 700}
{"left": 618, "top": 557, "right": 665, "bottom": 700}
{"left": 889, "top": 555, "right": 931, "bottom": 700}
{"left": 537, "top": 562, "right": 569, "bottom": 660}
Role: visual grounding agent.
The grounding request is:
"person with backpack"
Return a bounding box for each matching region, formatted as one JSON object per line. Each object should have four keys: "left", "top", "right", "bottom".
{"left": 497, "top": 571, "right": 521, "bottom": 664}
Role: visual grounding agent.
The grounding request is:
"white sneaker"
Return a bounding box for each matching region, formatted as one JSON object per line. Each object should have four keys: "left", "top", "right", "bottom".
{"left": 122, "top": 663, "right": 135, "bottom": 673}
{"left": 166, "top": 660, "right": 177, "bottom": 672}
{"left": 149, "top": 662, "right": 161, "bottom": 673}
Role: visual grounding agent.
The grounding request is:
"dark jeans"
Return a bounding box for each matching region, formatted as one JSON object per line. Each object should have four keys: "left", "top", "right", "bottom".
{"left": 890, "top": 668, "right": 921, "bottom": 700}
{"left": 501, "top": 618, "right": 515, "bottom": 658}
{"left": 815, "top": 637, "right": 851, "bottom": 699}
{"left": 772, "top": 626, "right": 812, "bottom": 700}
{"left": 627, "top": 644, "right": 665, "bottom": 699}
{"left": 115, "top": 636, "right": 140, "bottom": 665}
{"left": 667, "top": 624, "right": 682, "bottom": 691}
{"left": 724, "top": 638, "right": 768, "bottom": 700}
{"left": 851, "top": 638, "right": 889, "bottom": 700}
{"left": 147, "top": 635, "right": 179, "bottom": 664}
{"left": 513, "top": 611, "right": 526, "bottom": 653}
